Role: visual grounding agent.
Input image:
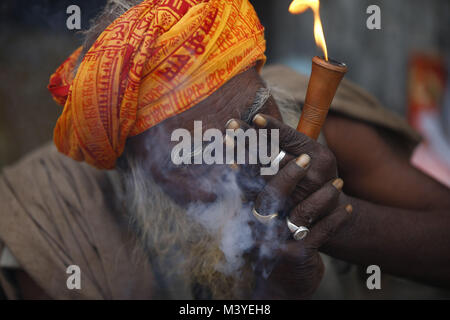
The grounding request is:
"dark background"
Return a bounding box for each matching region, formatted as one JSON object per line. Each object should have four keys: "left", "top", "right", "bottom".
{"left": 0, "top": 0, "right": 448, "bottom": 165}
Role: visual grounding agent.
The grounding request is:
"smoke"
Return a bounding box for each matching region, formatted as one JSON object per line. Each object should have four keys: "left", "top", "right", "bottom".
{"left": 185, "top": 169, "right": 255, "bottom": 276}
{"left": 184, "top": 164, "right": 284, "bottom": 280}
{"left": 112, "top": 84, "right": 299, "bottom": 298}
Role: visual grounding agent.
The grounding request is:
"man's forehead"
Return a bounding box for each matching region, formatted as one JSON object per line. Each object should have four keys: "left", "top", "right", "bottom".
{"left": 157, "top": 68, "right": 267, "bottom": 130}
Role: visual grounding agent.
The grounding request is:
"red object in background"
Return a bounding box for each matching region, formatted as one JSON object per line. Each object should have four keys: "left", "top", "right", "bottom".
{"left": 407, "top": 53, "right": 447, "bottom": 130}
{"left": 411, "top": 142, "right": 450, "bottom": 189}
{"left": 408, "top": 53, "right": 450, "bottom": 188}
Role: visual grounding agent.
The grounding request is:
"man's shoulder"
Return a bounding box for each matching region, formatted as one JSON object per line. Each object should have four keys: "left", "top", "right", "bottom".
{"left": 0, "top": 141, "right": 116, "bottom": 226}
{"left": 262, "top": 64, "right": 420, "bottom": 144}
{"left": 0, "top": 143, "right": 153, "bottom": 299}
{"left": 2, "top": 142, "right": 102, "bottom": 178}
{"left": 0, "top": 142, "right": 109, "bottom": 202}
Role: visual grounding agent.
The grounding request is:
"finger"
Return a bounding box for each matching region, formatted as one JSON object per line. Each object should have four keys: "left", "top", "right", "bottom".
{"left": 224, "top": 119, "right": 267, "bottom": 201}
{"left": 225, "top": 118, "right": 258, "bottom": 165}
{"left": 288, "top": 178, "right": 344, "bottom": 227}
{"left": 226, "top": 117, "right": 296, "bottom": 173}
{"left": 225, "top": 118, "right": 259, "bottom": 172}
{"left": 252, "top": 113, "right": 316, "bottom": 156}
{"left": 225, "top": 118, "right": 251, "bottom": 132}
{"left": 303, "top": 204, "right": 353, "bottom": 249}
{"left": 225, "top": 119, "right": 253, "bottom": 149}
{"left": 255, "top": 154, "right": 311, "bottom": 215}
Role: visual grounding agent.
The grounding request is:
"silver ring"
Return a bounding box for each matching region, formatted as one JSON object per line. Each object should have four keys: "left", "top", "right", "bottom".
{"left": 286, "top": 218, "right": 310, "bottom": 241}
{"left": 271, "top": 151, "right": 286, "bottom": 168}
{"left": 252, "top": 207, "right": 278, "bottom": 224}
{"left": 293, "top": 227, "right": 310, "bottom": 241}
{"left": 286, "top": 218, "right": 300, "bottom": 233}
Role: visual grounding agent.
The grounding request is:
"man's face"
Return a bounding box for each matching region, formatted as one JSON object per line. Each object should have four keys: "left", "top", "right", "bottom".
{"left": 125, "top": 67, "right": 283, "bottom": 206}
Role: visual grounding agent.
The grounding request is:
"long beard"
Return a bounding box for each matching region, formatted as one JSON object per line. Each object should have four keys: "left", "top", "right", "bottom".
{"left": 115, "top": 158, "right": 255, "bottom": 299}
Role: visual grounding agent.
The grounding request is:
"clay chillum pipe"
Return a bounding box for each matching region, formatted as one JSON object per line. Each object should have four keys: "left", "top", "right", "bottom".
{"left": 296, "top": 56, "right": 348, "bottom": 140}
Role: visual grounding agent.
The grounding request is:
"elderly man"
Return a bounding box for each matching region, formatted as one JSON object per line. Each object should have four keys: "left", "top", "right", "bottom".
{"left": 0, "top": 0, "right": 449, "bottom": 300}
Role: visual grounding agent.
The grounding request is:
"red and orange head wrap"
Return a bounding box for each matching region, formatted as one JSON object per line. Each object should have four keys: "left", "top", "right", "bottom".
{"left": 48, "top": 0, "right": 266, "bottom": 169}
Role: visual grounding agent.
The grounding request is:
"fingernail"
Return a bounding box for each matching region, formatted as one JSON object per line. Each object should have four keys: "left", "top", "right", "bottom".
{"left": 252, "top": 114, "right": 267, "bottom": 127}
{"left": 224, "top": 134, "right": 235, "bottom": 147}
{"left": 332, "top": 178, "right": 344, "bottom": 191}
{"left": 296, "top": 154, "right": 311, "bottom": 168}
{"left": 345, "top": 204, "right": 353, "bottom": 214}
{"left": 225, "top": 119, "right": 240, "bottom": 130}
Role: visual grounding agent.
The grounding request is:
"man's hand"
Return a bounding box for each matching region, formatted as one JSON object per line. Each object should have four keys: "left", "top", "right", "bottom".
{"left": 228, "top": 114, "right": 338, "bottom": 207}
{"left": 254, "top": 177, "right": 352, "bottom": 299}
{"left": 253, "top": 113, "right": 338, "bottom": 205}
{"left": 225, "top": 114, "right": 351, "bottom": 299}
{"left": 251, "top": 155, "right": 352, "bottom": 299}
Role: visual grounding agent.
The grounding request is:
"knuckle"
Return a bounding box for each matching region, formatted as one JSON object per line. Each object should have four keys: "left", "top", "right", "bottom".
{"left": 321, "top": 183, "right": 340, "bottom": 204}
{"left": 297, "top": 247, "right": 315, "bottom": 262}
{"left": 320, "top": 219, "right": 337, "bottom": 240}
{"left": 269, "top": 161, "right": 302, "bottom": 197}
{"left": 291, "top": 202, "right": 315, "bottom": 226}
{"left": 309, "top": 145, "right": 337, "bottom": 183}
{"left": 282, "top": 160, "right": 302, "bottom": 180}
{"left": 256, "top": 185, "right": 283, "bottom": 213}
{"left": 315, "top": 144, "right": 337, "bottom": 168}
{"left": 291, "top": 211, "right": 310, "bottom": 227}
{"left": 282, "top": 128, "right": 301, "bottom": 145}
{"left": 298, "top": 200, "right": 317, "bottom": 218}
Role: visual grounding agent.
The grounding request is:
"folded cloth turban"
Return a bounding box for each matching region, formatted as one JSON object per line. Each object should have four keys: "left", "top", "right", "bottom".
{"left": 48, "top": 0, "right": 266, "bottom": 169}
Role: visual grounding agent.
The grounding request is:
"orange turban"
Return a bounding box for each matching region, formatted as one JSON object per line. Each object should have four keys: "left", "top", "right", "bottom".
{"left": 48, "top": 0, "right": 266, "bottom": 169}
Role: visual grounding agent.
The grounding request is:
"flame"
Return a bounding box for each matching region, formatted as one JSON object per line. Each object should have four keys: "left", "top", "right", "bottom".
{"left": 289, "top": 0, "right": 328, "bottom": 61}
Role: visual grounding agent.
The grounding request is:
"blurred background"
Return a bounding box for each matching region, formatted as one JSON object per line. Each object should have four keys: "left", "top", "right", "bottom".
{"left": 0, "top": 0, "right": 449, "bottom": 299}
